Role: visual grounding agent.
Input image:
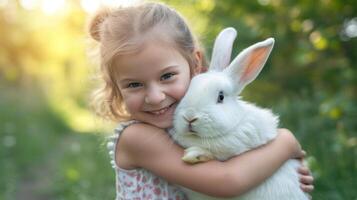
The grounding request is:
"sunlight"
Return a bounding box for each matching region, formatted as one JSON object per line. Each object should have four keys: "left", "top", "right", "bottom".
{"left": 19, "top": 0, "right": 66, "bottom": 14}
{"left": 340, "top": 17, "right": 357, "bottom": 41}
{"left": 18, "top": 0, "right": 143, "bottom": 14}
{"left": 80, "top": 0, "right": 143, "bottom": 13}
{"left": 345, "top": 18, "right": 357, "bottom": 38}
{"left": 19, "top": 0, "right": 39, "bottom": 10}
{"left": 41, "top": 0, "right": 66, "bottom": 15}
{"left": 0, "top": 0, "right": 8, "bottom": 8}
{"left": 106, "top": 0, "right": 143, "bottom": 7}
{"left": 80, "top": 0, "right": 100, "bottom": 13}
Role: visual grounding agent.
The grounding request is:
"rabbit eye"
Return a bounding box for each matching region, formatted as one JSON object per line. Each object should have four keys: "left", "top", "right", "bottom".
{"left": 217, "top": 91, "right": 224, "bottom": 103}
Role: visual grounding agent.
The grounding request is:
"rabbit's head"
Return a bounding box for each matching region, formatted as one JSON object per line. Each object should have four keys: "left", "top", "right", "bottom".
{"left": 173, "top": 27, "right": 275, "bottom": 141}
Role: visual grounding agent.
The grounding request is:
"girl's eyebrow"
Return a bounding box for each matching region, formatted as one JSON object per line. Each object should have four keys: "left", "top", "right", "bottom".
{"left": 160, "top": 65, "right": 179, "bottom": 72}
{"left": 118, "top": 78, "right": 135, "bottom": 86}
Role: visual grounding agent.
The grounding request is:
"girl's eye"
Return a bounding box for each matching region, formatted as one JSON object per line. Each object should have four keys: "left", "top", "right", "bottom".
{"left": 161, "top": 72, "right": 175, "bottom": 81}
{"left": 127, "top": 82, "right": 142, "bottom": 88}
{"left": 217, "top": 91, "right": 224, "bottom": 103}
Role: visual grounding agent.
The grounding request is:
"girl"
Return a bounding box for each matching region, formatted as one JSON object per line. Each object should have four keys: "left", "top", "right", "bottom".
{"left": 88, "top": 2, "right": 313, "bottom": 200}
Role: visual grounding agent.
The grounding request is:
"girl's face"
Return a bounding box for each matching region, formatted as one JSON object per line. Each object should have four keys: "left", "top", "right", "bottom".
{"left": 116, "top": 41, "right": 192, "bottom": 129}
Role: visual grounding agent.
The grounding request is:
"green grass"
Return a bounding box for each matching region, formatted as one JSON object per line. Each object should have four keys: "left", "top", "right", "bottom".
{"left": 0, "top": 85, "right": 115, "bottom": 200}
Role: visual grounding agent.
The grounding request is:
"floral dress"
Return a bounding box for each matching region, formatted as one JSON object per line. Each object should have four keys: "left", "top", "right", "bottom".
{"left": 107, "top": 121, "right": 188, "bottom": 200}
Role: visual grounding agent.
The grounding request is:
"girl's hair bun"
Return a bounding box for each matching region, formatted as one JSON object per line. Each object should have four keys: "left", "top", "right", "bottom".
{"left": 88, "top": 8, "right": 111, "bottom": 42}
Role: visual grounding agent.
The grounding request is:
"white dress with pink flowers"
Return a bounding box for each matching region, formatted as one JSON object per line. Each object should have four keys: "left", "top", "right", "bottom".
{"left": 107, "top": 121, "right": 188, "bottom": 200}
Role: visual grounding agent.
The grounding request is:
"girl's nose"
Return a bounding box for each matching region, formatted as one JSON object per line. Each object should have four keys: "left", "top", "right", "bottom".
{"left": 145, "top": 85, "right": 166, "bottom": 105}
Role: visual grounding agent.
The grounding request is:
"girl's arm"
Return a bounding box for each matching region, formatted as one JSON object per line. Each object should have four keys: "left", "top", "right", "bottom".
{"left": 117, "top": 123, "right": 301, "bottom": 198}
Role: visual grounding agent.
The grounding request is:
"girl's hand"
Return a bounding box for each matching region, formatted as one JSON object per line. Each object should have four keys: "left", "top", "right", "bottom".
{"left": 278, "top": 129, "right": 314, "bottom": 195}
{"left": 296, "top": 150, "right": 314, "bottom": 194}
{"left": 298, "top": 165, "right": 314, "bottom": 194}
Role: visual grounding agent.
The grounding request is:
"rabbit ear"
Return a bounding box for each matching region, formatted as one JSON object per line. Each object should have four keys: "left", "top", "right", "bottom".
{"left": 209, "top": 27, "right": 237, "bottom": 71}
{"left": 225, "top": 38, "right": 275, "bottom": 94}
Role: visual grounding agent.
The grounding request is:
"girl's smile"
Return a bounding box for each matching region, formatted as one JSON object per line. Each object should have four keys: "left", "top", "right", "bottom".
{"left": 144, "top": 102, "right": 176, "bottom": 115}
{"left": 116, "top": 41, "right": 192, "bottom": 129}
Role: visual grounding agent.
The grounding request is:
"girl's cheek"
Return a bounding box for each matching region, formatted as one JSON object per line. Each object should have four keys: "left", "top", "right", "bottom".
{"left": 178, "top": 78, "right": 191, "bottom": 99}
{"left": 174, "top": 80, "right": 190, "bottom": 100}
{"left": 122, "top": 93, "right": 141, "bottom": 113}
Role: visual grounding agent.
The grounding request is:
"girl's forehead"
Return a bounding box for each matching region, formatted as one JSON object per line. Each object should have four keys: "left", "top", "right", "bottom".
{"left": 113, "top": 41, "right": 188, "bottom": 77}
{"left": 120, "top": 41, "right": 177, "bottom": 63}
{"left": 112, "top": 25, "right": 181, "bottom": 61}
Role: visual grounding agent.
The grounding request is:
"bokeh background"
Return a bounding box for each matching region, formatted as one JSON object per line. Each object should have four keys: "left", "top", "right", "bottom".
{"left": 0, "top": 0, "right": 356, "bottom": 199}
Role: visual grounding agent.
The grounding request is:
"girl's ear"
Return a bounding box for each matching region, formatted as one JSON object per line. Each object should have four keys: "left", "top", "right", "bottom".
{"left": 192, "top": 50, "right": 206, "bottom": 75}
{"left": 225, "top": 38, "right": 275, "bottom": 94}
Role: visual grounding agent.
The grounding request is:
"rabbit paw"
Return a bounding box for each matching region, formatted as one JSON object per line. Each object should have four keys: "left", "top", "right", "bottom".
{"left": 182, "top": 147, "right": 214, "bottom": 164}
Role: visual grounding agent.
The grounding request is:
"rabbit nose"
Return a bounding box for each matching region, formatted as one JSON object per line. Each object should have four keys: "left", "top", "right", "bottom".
{"left": 184, "top": 116, "right": 198, "bottom": 124}
{"left": 183, "top": 116, "right": 198, "bottom": 133}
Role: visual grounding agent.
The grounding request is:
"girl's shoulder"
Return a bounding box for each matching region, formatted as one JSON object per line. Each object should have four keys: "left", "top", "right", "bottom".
{"left": 118, "top": 122, "right": 169, "bottom": 154}
{"left": 110, "top": 120, "right": 162, "bottom": 147}
{"left": 115, "top": 121, "right": 165, "bottom": 143}
{"left": 113, "top": 120, "right": 139, "bottom": 137}
{"left": 107, "top": 120, "right": 140, "bottom": 169}
{"left": 110, "top": 121, "right": 170, "bottom": 169}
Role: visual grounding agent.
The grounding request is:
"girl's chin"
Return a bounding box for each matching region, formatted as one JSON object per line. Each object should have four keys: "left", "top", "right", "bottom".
{"left": 154, "top": 124, "right": 172, "bottom": 129}
{"left": 145, "top": 103, "right": 176, "bottom": 129}
{"left": 135, "top": 115, "right": 173, "bottom": 129}
{"left": 151, "top": 118, "right": 173, "bottom": 129}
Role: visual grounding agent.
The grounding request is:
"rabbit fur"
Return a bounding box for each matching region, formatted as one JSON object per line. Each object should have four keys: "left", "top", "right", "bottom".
{"left": 171, "top": 27, "right": 309, "bottom": 200}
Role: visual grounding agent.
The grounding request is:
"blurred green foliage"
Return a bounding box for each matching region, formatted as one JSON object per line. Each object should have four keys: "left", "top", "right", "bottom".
{"left": 0, "top": 0, "right": 356, "bottom": 199}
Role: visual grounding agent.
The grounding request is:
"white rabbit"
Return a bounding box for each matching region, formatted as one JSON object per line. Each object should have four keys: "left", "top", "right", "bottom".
{"left": 171, "top": 28, "right": 309, "bottom": 200}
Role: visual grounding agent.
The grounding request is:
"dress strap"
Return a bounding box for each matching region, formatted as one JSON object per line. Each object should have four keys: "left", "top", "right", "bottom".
{"left": 107, "top": 120, "right": 138, "bottom": 169}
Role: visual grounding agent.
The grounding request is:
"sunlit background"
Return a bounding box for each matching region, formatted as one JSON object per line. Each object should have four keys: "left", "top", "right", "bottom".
{"left": 0, "top": 0, "right": 356, "bottom": 199}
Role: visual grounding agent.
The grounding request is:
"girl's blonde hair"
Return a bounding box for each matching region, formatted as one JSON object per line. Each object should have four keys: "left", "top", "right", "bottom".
{"left": 88, "top": 2, "right": 206, "bottom": 122}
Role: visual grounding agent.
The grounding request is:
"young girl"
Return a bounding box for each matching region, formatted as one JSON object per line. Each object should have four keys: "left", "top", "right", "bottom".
{"left": 88, "top": 2, "right": 313, "bottom": 199}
